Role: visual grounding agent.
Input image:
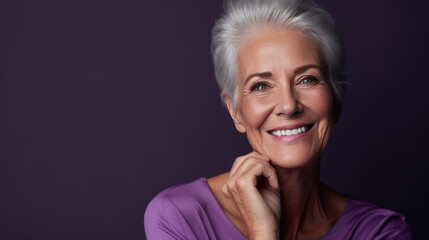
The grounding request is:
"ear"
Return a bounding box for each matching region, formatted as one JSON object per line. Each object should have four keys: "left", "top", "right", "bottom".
{"left": 222, "top": 93, "right": 246, "bottom": 133}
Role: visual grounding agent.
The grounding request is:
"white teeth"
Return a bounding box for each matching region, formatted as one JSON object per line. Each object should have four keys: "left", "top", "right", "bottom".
{"left": 270, "top": 125, "right": 310, "bottom": 137}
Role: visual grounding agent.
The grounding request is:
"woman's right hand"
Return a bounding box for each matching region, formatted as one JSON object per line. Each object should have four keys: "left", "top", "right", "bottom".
{"left": 222, "top": 152, "right": 281, "bottom": 240}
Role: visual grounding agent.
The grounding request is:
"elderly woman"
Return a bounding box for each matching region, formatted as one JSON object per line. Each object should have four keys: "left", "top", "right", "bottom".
{"left": 144, "top": 0, "right": 413, "bottom": 239}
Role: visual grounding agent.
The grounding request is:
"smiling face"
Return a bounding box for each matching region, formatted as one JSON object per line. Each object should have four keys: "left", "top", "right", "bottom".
{"left": 224, "top": 28, "right": 335, "bottom": 168}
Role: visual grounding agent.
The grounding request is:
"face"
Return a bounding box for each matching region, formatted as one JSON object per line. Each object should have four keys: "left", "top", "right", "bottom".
{"left": 225, "top": 28, "right": 335, "bottom": 168}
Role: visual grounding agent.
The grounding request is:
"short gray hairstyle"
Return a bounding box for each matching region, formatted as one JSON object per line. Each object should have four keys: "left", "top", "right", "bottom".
{"left": 211, "top": 0, "right": 347, "bottom": 111}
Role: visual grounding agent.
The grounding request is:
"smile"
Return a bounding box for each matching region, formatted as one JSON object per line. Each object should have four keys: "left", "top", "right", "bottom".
{"left": 268, "top": 124, "right": 314, "bottom": 137}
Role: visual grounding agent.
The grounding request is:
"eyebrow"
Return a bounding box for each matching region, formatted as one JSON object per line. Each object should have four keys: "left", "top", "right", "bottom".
{"left": 243, "top": 64, "right": 322, "bottom": 85}
{"left": 293, "top": 64, "right": 322, "bottom": 75}
{"left": 244, "top": 72, "right": 272, "bottom": 85}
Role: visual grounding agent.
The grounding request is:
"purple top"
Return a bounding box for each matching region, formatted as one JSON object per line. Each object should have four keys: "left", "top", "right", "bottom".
{"left": 144, "top": 178, "right": 413, "bottom": 239}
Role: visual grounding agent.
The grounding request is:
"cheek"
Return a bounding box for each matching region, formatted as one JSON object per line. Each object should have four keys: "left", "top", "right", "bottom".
{"left": 240, "top": 95, "right": 275, "bottom": 129}
{"left": 301, "top": 87, "right": 334, "bottom": 150}
{"left": 301, "top": 87, "right": 333, "bottom": 120}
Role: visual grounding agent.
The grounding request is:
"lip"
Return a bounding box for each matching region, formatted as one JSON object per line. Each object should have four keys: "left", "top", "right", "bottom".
{"left": 267, "top": 123, "right": 315, "bottom": 142}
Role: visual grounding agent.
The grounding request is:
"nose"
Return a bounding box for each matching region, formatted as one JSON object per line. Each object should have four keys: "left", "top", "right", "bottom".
{"left": 274, "top": 86, "right": 303, "bottom": 118}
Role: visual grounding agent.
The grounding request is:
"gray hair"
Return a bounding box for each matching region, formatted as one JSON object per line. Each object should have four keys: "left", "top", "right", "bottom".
{"left": 211, "top": 0, "right": 347, "bottom": 111}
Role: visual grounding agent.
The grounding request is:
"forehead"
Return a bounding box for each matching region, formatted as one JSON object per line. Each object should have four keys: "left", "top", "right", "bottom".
{"left": 237, "top": 28, "right": 321, "bottom": 79}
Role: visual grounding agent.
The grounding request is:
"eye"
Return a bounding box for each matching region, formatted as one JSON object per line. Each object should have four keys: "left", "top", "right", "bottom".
{"left": 250, "top": 82, "right": 269, "bottom": 91}
{"left": 299, "top": 76, "right": 319, "bottom": 85}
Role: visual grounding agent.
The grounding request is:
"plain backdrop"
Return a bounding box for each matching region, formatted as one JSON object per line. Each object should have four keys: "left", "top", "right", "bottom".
{"left": 1, "top": 0, "right": 428, "bottom": 239}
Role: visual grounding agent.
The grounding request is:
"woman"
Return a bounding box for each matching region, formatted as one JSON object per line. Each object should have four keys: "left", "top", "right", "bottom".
{"left": 144, "top": 0, "right": 413, "bottom": 239}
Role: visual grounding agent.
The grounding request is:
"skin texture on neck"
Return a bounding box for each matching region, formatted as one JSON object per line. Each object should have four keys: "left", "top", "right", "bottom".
{"left": 275, "top": 160, "right": 333, "bottom": 239}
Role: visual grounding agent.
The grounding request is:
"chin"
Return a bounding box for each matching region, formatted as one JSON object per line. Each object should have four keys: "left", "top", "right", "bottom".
{"left": 268, "top": 148, "right": 320, "bottom": 169}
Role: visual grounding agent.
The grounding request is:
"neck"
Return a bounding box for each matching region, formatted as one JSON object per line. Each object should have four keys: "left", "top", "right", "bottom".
{"left": 274, "top": 159, "right": 328, "bottom": 239}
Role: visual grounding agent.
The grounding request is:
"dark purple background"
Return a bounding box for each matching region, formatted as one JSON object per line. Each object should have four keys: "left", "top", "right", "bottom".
{"left": 1, "top": 0, "right": 428, "bottom": 239}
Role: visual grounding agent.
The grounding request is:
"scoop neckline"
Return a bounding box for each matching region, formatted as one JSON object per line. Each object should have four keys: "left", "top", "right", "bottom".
{"left": 199, "top": 177, "right": 351, "bottom": 240}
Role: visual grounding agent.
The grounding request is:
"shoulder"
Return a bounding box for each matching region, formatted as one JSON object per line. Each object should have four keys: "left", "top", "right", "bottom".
{"left": 328, "top": 198, "right": 413, "bottom": 240}
{"left": 144, "top": 178, "right": 216, "bottom": 239}
{"left": 146, "top": 177, "right": 213, "bottom": 211}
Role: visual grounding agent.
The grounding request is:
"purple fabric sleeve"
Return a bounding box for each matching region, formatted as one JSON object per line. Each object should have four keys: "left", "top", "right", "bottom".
{"left": 144, "top": 193, "right": 187, "bottom": 239}
{"left": 144, "top": 178, "right": 413, "bottom": 240}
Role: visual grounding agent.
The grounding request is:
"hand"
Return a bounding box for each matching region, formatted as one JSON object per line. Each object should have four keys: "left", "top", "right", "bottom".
{"left": 222, "top": 152, "right": 281, "bottom": 240}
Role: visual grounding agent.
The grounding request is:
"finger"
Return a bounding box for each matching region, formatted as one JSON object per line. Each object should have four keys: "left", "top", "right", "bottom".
{"left": 226, "top": 155, "right": 276, "bottom": 202}
{"left": 230, "top": 158, "right": 278, "bottom": 191}
{"left": 249, "top": 151, "right": 270, "bottom": 162}
{"left": 221, "top": 184, "right": 231, "bottom": 199}
{"left": 230, "top": 156, "right": 246, "bottom": 176}
{"left": 244, "top": 160, "right": 278, "bottom": 190}
{"left": 230, "top": 152, "right": 269, "bottom": 175}
{"left": 260, "top": 163, "right": 279, "bottom": 190}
